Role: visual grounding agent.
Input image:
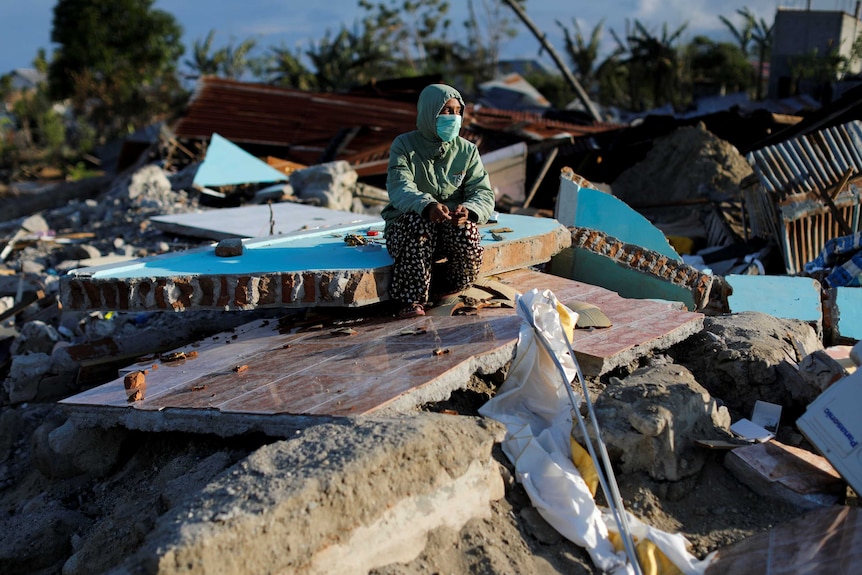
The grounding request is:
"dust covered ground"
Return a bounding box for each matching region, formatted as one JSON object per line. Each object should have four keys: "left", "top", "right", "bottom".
{"left": 0, "top": 350, "right": 827, "bottom": 575}
{"left": 0, "top": 124, "right": 854, "bottom": 574}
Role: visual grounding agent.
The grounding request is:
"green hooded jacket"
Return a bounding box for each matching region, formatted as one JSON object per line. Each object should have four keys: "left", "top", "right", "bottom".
{"left": 382, "top": 84, "right": 495, "bottom": 233}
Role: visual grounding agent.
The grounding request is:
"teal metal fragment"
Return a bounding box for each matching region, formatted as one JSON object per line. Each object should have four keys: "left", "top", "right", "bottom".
{"left": 193, "top": 133, "right": 289, "bottom": 187}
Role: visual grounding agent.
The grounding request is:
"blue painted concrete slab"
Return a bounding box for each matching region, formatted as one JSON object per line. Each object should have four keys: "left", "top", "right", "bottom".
{"left": 193, "top": 133, "right": 289, "bottom": 187}
{"left": 835, "top": 287, "right": 862, "bottom": 340}
{"left": 555, "top": 175, "right": 681, "bottom": 260}
{"left": 569, "top": 248, "right": 700, "bottom": 310}
{"left": 74, "top": 214, "right": 563, "bottom": 279}
{"left": 726, "top": 274, "right": 822, "bottom": 322}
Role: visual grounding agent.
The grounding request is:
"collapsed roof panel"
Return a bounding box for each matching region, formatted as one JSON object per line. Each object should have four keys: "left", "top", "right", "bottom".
{"left": 58, "top": 268, "right": 704, "bottom": 433}
{"left": 744, "top": 120, "right": 862, "bottom": 274}
{"left": 747, "top": 120, "right": 862, "bottom": 200}
{"left": 170, "top": 77, "right": 618, "bottom": 172}
{"left": 171, "top": 77, "right": 418, "bottom": 165}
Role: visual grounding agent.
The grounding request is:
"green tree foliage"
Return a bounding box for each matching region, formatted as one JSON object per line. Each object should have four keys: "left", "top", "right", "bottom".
{"left": 685, "top": 36, "right": 755, "bottom": 95}
{"left": 185, "top": 32, "right": 262, "bottom": 81}
{"left": 305, "top": 25, "right": 397, "bottom": 91}
{"left": 260, "top": 45, "right": 316, "bottom": 90}
{"left": 186, "top": 31, "right": 222, "bottom": 79}
{"left": 610, "top": 19, "right": 688, "bottom": 111}
{"left": 359, "top": 0, "right": 453, "bottom": 72}
{"left": 49, "top": 0, "right": 186, "bottom": 142}
{"left": 13, "top": 52, "right": 65, "bottom": 156}
{"left": 720, "top": 8, "right": 773, "bottom": 100}
{"left": 719, "top": 10, "right": 753, "bottom": 55}
{"left": 557, "top": 17, "right": 605, "bottom": 94}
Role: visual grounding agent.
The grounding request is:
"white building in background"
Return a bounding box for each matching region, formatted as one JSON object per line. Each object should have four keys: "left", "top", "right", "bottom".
{"left": 769, "top": 3, "right": 862, "bottom": 99}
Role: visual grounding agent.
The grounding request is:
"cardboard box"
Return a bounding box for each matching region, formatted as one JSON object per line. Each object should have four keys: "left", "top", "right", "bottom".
{"left": 796, "top": 368, "right": 862, "bottom": 495}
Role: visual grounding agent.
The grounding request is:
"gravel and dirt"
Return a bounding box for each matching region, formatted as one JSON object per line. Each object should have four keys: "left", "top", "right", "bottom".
{"left": 0, "top": 125, "right": 857, "bottom": 574}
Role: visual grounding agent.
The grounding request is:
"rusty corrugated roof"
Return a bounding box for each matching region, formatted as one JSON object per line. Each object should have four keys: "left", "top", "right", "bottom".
{"left": 172, "top": 77, "right": 418, "bottom": 166}
{"left": 171, "top": 77, "right": 618, "bottom": 171}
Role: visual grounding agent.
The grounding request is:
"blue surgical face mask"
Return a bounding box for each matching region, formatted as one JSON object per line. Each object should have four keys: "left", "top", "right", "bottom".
{"left": 436, "top": 114, "right": 462, "bottom": 142}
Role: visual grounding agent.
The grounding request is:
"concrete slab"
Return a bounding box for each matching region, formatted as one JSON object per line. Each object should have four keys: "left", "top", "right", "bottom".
{"left": 830, "top": 286, "right": 862, "bottom": 341}
{"left": 151, "top": 203, "right": 380, "bottom": 241}
{"left": 59, "top": 269, "right": 703, "bottom": 437}
{"left": 554, "top": 170, "right": 681, "bottom": 260}
{"left": 112, "top": 415, "right": 505, "bottom": 575}
{"left": 726, "top": 274, "right": 822, "bottom": 323}
{"left": 552, "top": 227, "right": 713, "bottom": 311}
{"left": 58, "top": 214, "right": 572, "bottom": 312}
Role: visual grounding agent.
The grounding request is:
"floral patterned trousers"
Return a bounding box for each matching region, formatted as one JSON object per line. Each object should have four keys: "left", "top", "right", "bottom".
{"left": 386, "top": 212, "right": 483, "bottom": 305}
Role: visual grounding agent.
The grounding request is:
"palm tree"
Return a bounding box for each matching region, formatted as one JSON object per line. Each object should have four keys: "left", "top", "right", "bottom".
{"left": 749, "top": 12, "right": 774, "bottom": 100}
{"left": 306, "top": 26, "right": 393, "bottom": 91}
{"left": 556, "top": 18, "right": 604, "bottom": 95}
{"left": 719, "top": 8, "right": 773, "bottom": 100}
{"left": 611, "top": 19, "right": 688, "bottom": 111}
{"left": 719, "top": 10, "right": 754, "bottom": 55}
{"left": 185, "top": 30, "right": 223, "bottom": 80}
{"left": 218, "top": 38, "right": 258, "bottom": 81}
{"left": 262, "top": 45, "right": 315, "bottom": 90}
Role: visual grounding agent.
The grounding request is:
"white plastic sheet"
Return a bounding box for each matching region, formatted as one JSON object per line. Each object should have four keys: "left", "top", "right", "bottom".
{"left": 479, "top": 289, "right": 712, "bottom": 575}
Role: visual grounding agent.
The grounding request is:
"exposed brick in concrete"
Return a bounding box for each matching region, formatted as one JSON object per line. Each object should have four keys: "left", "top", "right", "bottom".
{"left": 570, "top": 227, "right": 713, "bottom": 310}
{"left": 59, "top": 223, "right": 572, "bottom": 313}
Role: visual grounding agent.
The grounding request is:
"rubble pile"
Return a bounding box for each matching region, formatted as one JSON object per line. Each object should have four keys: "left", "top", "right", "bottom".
{"left": 0, "top": 138, "right": 858, "bottom": 574}
{"left": 0, "top": 164, "right": 280, "bottom": 406}
{"left": 610, "top": 123, "right": 754, "bottom": 249}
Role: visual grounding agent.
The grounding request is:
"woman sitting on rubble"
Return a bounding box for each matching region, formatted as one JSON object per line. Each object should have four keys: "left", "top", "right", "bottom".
{"left": 382, "top": 83, "right": 496, "bottom": 319}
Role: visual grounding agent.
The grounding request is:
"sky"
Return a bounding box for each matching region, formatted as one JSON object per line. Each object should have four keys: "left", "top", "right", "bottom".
{"left": 1, "top": 0, "right": 856, "bottom": 77}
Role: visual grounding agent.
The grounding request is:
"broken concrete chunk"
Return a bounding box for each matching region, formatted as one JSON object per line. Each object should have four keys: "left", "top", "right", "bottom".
{"left": 797, "top": 349, "right": 848, "bottom": 397}
{"left": 123, "top": 370, "right": 146, "bottom": 390}
{"left": 126, "top": 164, "right": 172, "bottom": 203}
{"left": 21, "top": 213, "right": 50, "bottom": 234}
{"left": 215, "top": 238, "right": 244, "bottom": 257}
{"left": 672, "top": 311, "right": 823, "bottom": 416}
{"left": 113, "top": 414, "right": 505, "bottom": 574}
{"left": 562, "top": 227, "right": 713, "bottom": 311}
{"left": 289, "top": 161, "right": 357, "bottom": 212}
{"left": 594, "top": 364, "right": 731, "bottom": 481}
{"left": 3, "top": 352, "right": 52, "bottom": 404}
{"left": 10, "top": 320, "right": 60, "bottom": 355}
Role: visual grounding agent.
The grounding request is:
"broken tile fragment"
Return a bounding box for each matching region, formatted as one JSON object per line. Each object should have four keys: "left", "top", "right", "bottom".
{"left": 724, "top": 440, "right": 845, "bottom": 509}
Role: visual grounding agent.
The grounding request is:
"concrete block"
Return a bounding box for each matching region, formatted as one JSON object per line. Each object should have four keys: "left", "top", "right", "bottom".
{"left": 59, "top": 214, "right": 571, "bottom": 313}
{"left": 555, "top": 170, "right": 680, "bottom": 259}
{"left": 726, "top": 274, "right": 822, "bottom": 323}
{"left": 114, "top": 414, "right": 506, "bottom": 575}
{"left": 595, "top": 364, "right": 731, "bottom": 481}
{"left": 828, "top": 286, "right": 862, "bottom": 342}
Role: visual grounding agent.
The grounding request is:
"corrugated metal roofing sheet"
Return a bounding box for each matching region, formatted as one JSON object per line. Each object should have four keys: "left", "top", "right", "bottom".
{"left": 171, "top": 77, "right": 417, "bottom": 166}
{"left": 170, "top": 77, "right": 618, "bottom": 170}
{"left": 746, "top": 120, "right": 862, "bottom": 199}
